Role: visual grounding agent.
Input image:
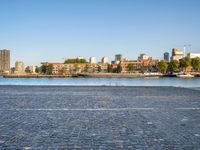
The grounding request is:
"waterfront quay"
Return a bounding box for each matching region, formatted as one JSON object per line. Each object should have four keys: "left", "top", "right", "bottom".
{"left": 0, "top": 86, "right": 200, "bottom": 149}
{"left": 3, "top": 72, "right": 200, "bottom": 78}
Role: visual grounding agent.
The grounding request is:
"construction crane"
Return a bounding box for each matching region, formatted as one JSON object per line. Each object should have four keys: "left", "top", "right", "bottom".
{"left": 183, "top": 44, "right": 192, "bottom": 57}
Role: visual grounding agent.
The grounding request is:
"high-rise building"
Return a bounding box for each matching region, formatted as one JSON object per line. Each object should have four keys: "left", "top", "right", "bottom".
{"left": 164, "top": 52, "right": 170, "bottom": 62}
{"left": 171, "top": 48, "right": 184, "bottom": 61}
{"left": 89, "top": 57, "right": 97, "bottom": 64}
{"left": 102, "top": 56, "right": 109, "bottom": 64}
{"left": 115, "top": 54, "right": 122, "bottom": 62}
{"left": 115, "top": 54, "right": 122, "bottom": 64}
{"left": 15, "top": 61, "right": 25, "bottom": 74}
{"left": 0, "top": 49, "right": 10, "bottom": 73}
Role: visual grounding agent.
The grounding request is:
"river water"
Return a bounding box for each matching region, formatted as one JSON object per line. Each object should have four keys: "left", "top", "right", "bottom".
{"left": 0, "top": 77, "right": 199, "bottom": 87}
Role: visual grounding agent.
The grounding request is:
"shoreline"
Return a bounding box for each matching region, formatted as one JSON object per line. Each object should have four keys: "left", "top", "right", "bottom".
{"left": 0, "top": 85, "right": 199, "bottom": 89}
{"left": 2, "top": 73, "right": 200, "bottom": 78}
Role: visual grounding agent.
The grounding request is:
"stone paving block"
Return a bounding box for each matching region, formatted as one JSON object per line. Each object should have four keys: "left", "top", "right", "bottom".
{"left": 0, "top": 86, "right": 200, "bottom": 149}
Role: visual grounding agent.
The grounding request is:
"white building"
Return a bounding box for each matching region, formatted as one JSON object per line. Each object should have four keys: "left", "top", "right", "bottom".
{"left": 187, "top": 53, "right": 200, "bottom": 59}
{"left": 77, "top": 56, "right": 84, "bottom": 60}
{"left": 29, "top": 66, "right": 36, "bottom": 73}
{"left": 138, "top": 54, "right": 149, "bottom": 60}
{"left": 101, "top": 56, "right": 109, "bottom": 64}
{"left": 15, "top": 61, "right": 25, "bottom": 74}
{"left": 89, "top": 57, "right": 97, "bottom": 64}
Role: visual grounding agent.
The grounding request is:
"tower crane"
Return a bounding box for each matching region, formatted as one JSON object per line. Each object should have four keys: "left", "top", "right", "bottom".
{"left": 183, "top": 44, "right": 192, "bottom": 57}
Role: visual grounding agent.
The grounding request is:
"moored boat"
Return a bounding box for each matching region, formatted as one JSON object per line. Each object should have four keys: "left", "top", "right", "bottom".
{"left": 176, "top": 73, "right": 194, "bottom": 78}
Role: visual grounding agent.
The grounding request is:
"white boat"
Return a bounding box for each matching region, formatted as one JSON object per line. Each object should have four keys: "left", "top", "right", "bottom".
{"left": 176, "top": 73, "right": 194, "bottom": 78}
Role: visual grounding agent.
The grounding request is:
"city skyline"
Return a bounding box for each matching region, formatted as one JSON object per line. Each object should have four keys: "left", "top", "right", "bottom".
{"left": 1, "top": 0, "right": 200, "bottom": 66}
{"left": 3, "top": 48, "right": 199, "bottom": 69}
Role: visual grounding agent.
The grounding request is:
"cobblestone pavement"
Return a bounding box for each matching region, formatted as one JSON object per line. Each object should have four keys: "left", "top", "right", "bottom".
{"left": 0, "top": 86, "right": 200, "bottom": 149}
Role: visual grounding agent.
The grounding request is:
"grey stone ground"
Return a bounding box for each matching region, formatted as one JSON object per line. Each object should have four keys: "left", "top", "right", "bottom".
{"left": 0, "top": 86, "right": 200, "bottom": 149}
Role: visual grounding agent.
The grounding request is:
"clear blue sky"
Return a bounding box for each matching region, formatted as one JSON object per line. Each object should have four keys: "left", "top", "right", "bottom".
{"left": 0, "top": 0, "right": 200, "bottom": 66}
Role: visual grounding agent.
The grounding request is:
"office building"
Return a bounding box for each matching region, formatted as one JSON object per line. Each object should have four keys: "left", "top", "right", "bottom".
{"left": 115, "top": 54, "right": 122, "bottom": 64}
{"left": 115, "top": 54, "right": 122, "bottom": 61}
{"left": 0, "top": 49, "right": 10, "bottom": 73}
{"left": 102, "top": 56, "right": 109, "bottom": 64}
{"left": 164, "top": 52, "right": 170, "bottom": 62}
{"left": 171, "top": 48, "right": 184, "bottom": 61}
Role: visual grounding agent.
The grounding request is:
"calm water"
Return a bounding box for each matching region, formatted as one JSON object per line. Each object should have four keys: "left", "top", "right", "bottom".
{"left": 0, "top": 77, "right": 200, "bottom": 87}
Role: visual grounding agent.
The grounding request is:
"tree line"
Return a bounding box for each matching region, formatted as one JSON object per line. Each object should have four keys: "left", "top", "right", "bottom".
{"left": 64, "top": 58, "right": 87, "bottom": 64}
{"left": 159, "top": 57, "right": 200, "bottom": 74}
{"left": 25, "top": 57, "right": 200, "bottom": 75}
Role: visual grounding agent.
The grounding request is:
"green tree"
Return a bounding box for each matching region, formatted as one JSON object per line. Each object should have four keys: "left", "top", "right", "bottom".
{"left": 73, "top": 64, "right": 79, "bottom": 72}
{"left": 79, "top": 59, "right": 87, "bottom": 63}
{"left": 59, "top": 67, "right": 67, "bottom": 75}
{"left": 25, "top": 66, "right": 31, "bottom": 73}
{"left": 179, "top": 57, "right": 191, "bottom": 71}
{"left": 41, "top": 64, "right": 54, "bottom": 75}
{"left": 168, "top": 60, "right": 179, "bottom": 73}
{"left": 127, "top": 64, "right": 134, "bottom": 72}
{"left": 97, "top": 66, "right": 101, "bottom": 72}
{"left": 107, "top": 64, "right": 113, "bottom": 73}
{"left": 64, "top": 58, "right": 87, "bottom": 64}
{"left": 140, "top": 66, "right": 145, "bottom": 73}
{"left": 116, "top": 64, "right": 122, "bottom": 73}
{"left": 191, "top": 57, "right": 200, "bottom": 71}
{"left": 35, "top": 66, "right": 41, "bottom": 73}
{"left": 41, "top": 64, "right": 47, "bottom": 74}
{"left": 84, "top": 64, "right": 90, "bottom": 72}
{"left": 159, "top": 60, "right": 168, "bottom": 74}
{"left": 47, "top": 64, "right": 54, "bottom": 75}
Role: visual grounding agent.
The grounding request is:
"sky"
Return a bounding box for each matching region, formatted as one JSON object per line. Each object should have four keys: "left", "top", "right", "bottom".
{"left": 0, "top": 0, "right": 200, "bottom": 66}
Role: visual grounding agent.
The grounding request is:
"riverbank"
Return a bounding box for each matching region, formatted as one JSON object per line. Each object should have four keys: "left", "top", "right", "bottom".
{"left": 2, "top": 74, "right": 78, "bottom": 78}
{"left": 2, "top": 73, "right": 166, "bottom": 78}
{"left": 78, "top": 73, "right": 148, "bottom": 78}
{"left": 2, "top": 72, "right": 200, "bottom": 78}
{"left": 2, "top": 73, "right": 149, "bottom": 78}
